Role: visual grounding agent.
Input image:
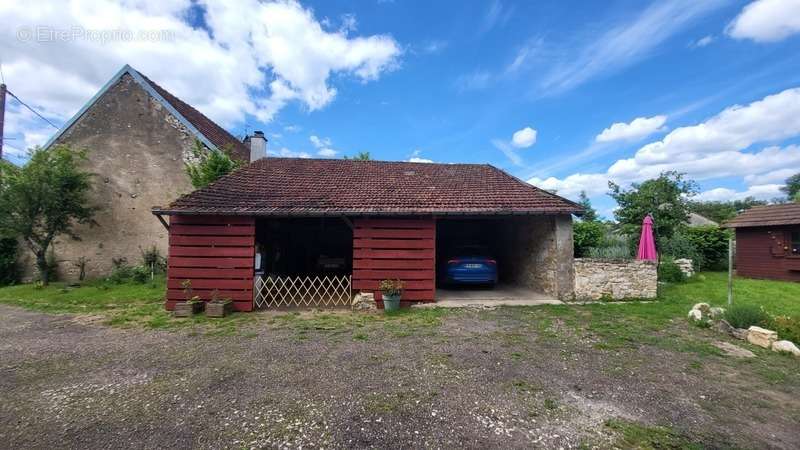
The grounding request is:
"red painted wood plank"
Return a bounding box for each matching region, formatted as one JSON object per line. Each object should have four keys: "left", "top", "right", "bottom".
{"left": 354, "top": 218, "right": 434, "bottom": 229}
{"left": 167, "top": 278, "right": 253, "bottom": 290}
{"left": 353, "top": 279, "right": 435, "bottom": 290}
{"left": 353, "top": 238, "right": 435, "bottom": 249}
{"left": 170, "top": 215, "right": 255, "bottom": 225}
{"left": 168, "top": 267, "right": 252, "bottom": 279}
{"left": 167, "top": 289, "right": 253, "bottom": 301}
{"left": 169, "top": 224, "right": 255, "bottom": 236}
{"left": 353, "top": 269, "right": 435, "bottom": 280}
{"left": 170, "top": 235, "right": 254, "bottom": 246}
{"left": 353, "top": 228, "right": 434, "bottom": 239}
{"left": 353, "top": 249, "right": 434, "bottom": 259}
{"left": 353, "top": 259, "right": 432, "bottom": 270}
{"left": 170, "top": 246, "right": 254, "bottom": 257}
{"left": 169, "top": 257, "right": 253, "bottom": 268}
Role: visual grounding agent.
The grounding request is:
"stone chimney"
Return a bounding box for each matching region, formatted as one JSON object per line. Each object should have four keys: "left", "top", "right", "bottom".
{"left": 244, "top": 131, "right": 267, "bottom": 162}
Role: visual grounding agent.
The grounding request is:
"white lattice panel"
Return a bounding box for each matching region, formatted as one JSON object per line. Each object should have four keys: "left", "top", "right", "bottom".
{"left": 254, "top": 275, "right": 352, "bottom": 308}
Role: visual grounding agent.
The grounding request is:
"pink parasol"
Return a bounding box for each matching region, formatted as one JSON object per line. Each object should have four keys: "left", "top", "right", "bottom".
{"left": 636, "top": 215, "right": 657, "bottom": 261}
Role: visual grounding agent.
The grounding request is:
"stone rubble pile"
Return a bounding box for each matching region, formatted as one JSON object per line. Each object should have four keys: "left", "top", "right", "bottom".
{"left": 688, "top": 303, "right": 800, "bottom": 357}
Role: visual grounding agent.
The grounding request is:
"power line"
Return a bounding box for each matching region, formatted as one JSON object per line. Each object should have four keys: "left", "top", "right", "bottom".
{"left": 6, "top": 89, "right": 60, "bottom": 129}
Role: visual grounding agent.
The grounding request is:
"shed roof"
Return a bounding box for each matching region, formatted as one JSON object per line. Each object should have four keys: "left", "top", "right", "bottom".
{"left": 723, "top": 203, "right": 800, "bottom": 228}
{"left": 153, "top": 157, "right": 583, "bottom": 217}
{"left": 45, "top": 64, "right": 249, "bottom": 161}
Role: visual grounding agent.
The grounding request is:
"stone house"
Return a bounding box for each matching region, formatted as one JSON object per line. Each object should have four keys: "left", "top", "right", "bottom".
{"left": 21, "top": 65, "right": 266, "bottom": 281}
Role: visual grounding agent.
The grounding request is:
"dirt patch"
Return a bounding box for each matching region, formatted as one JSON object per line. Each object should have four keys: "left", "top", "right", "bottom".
{"left": 0, "top": 304, "right": 798, "bottom": 449}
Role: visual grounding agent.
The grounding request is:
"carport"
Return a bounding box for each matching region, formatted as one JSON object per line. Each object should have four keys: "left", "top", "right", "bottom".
{"left": 436, "top": 215, "right": 576, "bottom": 301}
{"left": 154, "top": 157, "right": 582, "bottom": 311}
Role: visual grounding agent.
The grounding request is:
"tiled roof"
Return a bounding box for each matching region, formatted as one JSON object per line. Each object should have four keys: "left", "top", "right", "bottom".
{"left": 135, "top": 71, "right": 251, "bottom": 162}
{"left": 154, "top": 158, "right": 583, "bottom": 217}
{"left": 723, "top": 203, "right": 800, "bottom": 228}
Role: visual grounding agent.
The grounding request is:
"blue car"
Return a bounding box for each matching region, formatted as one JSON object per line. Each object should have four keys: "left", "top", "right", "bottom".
{"left": 444, "top": 245, "right": 498, "bottom": 286}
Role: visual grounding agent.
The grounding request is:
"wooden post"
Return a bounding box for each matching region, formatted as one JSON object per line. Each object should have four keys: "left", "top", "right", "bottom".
{"left": 727, "top": 236, "right": 734, "bottom": 306}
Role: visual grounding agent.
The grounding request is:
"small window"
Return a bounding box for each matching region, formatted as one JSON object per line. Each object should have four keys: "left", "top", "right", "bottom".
{"left": 792, "top": 232, "right": 800, "bottom": 255}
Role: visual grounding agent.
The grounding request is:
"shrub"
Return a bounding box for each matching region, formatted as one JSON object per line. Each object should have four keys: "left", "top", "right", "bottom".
{"left": 573, "top": 221, "right": 605, "bottom": 257}
{"left": 684, "top": 226, "right": 731, "bottom": 270}
{"left": 659, "top": 232, "right": 704, "bottom": 270}
{"left": 587, "top": 233, "right": 633, "bottom": 259}
{"left": 723, "top": 304, "right": 770, "bottom": 329}
{"left": 772, "top": 316, "right": 800, "bottom": 343}
{"left": 658, "top": 258, "right": 686, "bottom": 283}
{"left": 108, "top": 257, "right": 151, "bottom": 284}
{"left": 140, "top": 245, "right": 166, "bottom": 274}
{"left": 0, "top": 238, "right": 19, "bottom": 286}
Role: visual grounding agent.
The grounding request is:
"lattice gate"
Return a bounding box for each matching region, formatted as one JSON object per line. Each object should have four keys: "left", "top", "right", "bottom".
{"left": 254, "top": 275, "right": 352, "bottom": 308}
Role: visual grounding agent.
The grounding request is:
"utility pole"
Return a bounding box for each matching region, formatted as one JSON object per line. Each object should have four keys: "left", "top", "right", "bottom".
{"left": 0, "top": 83, "right": 6, "bottom": 161}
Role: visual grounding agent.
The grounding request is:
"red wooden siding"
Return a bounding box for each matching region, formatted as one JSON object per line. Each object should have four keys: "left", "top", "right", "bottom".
{"left": 352, "top": 218, "right": 436, "bottom": 305}
{"left": 735, "top": 226, "right": 800, "bottom": 282}
{"left": 166, "top": 215, "right": 256, "bottom": 311}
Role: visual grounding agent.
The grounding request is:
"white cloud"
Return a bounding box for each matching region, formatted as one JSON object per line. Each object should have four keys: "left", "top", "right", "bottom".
{"left": 492, "top": 139, "right": 523, "bottom": 166}
{"left": 0, "top": 0, "right": 401, "bottom": 151}
{"left": 284, "top": 125, "right": 301, "bottom": 133}
{"left": 420, "top": 40, "right": 447, "bottom": 54}
{"left": 539, "top": 0, "right": 724, "bottom": 94}
{"left": 511, "top": 127, "right": 537, "bottom": 148}
{"left": 268, "top": 147, "right": 311, "bottom": 158}
{"left": 529, "top": 87, "right": 800, "bottom": 203}
{"left": 727, "top": 0, "right": 800, "bottom": 42}
{"left": 454, "top": 71, "right": 492, "bottom": 92}
{"left": 692, "top": 35, "right": 715, "bottom": 47}
{"left": 596, "top": 115, "right": 667, "bottom": 143}
{"left": 310, "top": 135, "right": 332, "bottom": 148}
{"left": 408, "top": 149, "right": 433, "bottom": 163}
{"left": 310, "top": 135, "right": 337, "bottom": 157}
{"left": 695, "top": 184, "right": 784, "bottom": 202}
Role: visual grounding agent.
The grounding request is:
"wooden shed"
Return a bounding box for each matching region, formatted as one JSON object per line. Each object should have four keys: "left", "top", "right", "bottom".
{"left": 724, "top": 203, "right": 800, "bottom": 282}
{"left": 153, "top": 158, "right": 582, "bottom": 311}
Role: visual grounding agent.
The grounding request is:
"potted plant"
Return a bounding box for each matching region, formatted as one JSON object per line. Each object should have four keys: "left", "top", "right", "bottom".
{"left": 206, "top": 289, "right": 234, "bottom": 318}
{"left": 378, "top": 279, "right": 404, "bottom": 312}
{"left": 173, "top": 279, "right": 204, "bottom": 317}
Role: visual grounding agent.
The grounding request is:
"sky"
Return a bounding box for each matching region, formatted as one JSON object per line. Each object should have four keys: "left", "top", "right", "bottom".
{"left": 1, "top": 0, "right": 800, "bottom": 218}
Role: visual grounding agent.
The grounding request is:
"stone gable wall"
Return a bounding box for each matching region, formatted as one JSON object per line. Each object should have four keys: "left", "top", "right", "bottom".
{"left": 19, "top": 73, "right": 196, "bottom": 281}
{"left": 573, "top": 258, "right": 657, "bottom": 300}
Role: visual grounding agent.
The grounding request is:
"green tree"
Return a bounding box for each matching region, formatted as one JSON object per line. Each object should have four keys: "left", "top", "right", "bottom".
{"left": 185, "top": 140, "right": 244, "bottom": 189}
{"left": 0, "top": 146, "right": 96, "bottom": 285}
{"left": 573, "top": 220, "right": 605, "bottom": 257}
{"left": 344, "top": 152, "right": 371, "bottom": 161}
{"left": 781, "top": 172, "right": 800, "bottom": 201}
{"left": 688, "top": 197, "right": 766, "bottom": 223}
{"left": 609, "top": 171, "right": 698, "bottom": 241}
{"left": 577, "top": 190, "right": 598, "bottom": 222}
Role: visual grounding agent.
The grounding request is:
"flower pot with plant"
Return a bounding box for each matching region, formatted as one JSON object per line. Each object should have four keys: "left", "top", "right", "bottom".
{"left": 206, "top": 289, "right": 234, "bottom": 318}
{"left": 379, "top": 279, "right": 404, "bottom": 312}
{"left": 173, "top": 279, "right": 204, "bottom": 317}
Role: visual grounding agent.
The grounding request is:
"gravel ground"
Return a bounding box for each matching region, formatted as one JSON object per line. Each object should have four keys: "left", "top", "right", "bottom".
{"left": 1, "top": 304, "right": 798, "bottom": 449}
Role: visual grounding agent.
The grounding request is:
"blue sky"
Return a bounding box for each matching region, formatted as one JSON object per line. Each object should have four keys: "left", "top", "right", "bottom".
{"left": 3, "top": 0, "right": 800, "bottom": 218}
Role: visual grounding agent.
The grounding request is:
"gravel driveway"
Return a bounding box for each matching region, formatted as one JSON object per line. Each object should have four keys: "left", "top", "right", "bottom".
{"left": 1, "top": 304, "right": 798, "bottom": 449}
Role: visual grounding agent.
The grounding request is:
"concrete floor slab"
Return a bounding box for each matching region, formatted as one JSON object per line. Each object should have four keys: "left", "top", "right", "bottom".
{"left": 416, "top": 285, "right": 562, "bottom": 308}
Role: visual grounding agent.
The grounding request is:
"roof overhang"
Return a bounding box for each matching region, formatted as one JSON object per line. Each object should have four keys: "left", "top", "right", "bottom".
{"left": 151, "top": 208, "right": 580, "bottom": 218}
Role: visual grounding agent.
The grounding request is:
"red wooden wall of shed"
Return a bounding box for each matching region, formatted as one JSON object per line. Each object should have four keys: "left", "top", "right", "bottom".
{"left": 735, "top": 226, "right": 800, "bottom": 282}
{"left": 352, "top": 218, "right": 436, "bottom": 305}
{"left": 166, "top": 215, "right": 255, "bottom": 311}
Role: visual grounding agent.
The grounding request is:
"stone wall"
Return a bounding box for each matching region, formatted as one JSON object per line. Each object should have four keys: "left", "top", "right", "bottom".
{"left": 573, "top": 258, "right": 657, "bottom": 300}
{"left": 19, "top": 73, "right": 196, "bottom": 281}
{"left": 499, "top": 215, "right": 575, "bottom": 300}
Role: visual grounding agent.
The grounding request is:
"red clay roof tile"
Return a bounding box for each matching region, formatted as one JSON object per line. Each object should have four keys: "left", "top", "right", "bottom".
{"left": 155, "top": 158, "right": 583, "bottom": 217}
{"left": 723, "top": 203, "right": 800, "bottom": 228}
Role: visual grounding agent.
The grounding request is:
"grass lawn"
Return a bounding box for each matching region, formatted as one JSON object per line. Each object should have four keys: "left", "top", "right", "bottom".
{"left": 0, "top": 272, "right": 797, "bottom": 335}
